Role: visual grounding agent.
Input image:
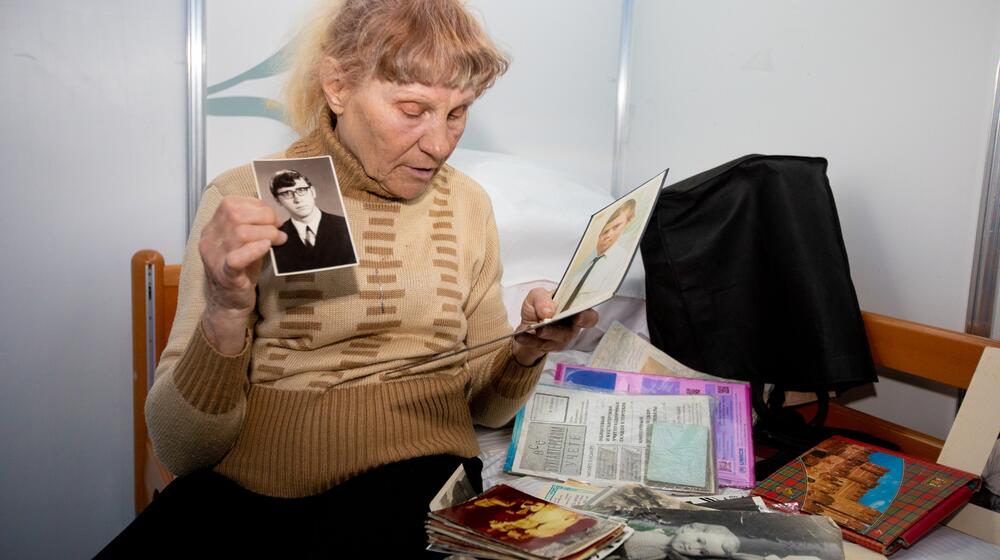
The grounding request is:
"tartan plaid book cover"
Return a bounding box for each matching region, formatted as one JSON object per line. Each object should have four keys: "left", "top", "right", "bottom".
{"left": 752, "top": 436, "right": 979, "bottom": 555}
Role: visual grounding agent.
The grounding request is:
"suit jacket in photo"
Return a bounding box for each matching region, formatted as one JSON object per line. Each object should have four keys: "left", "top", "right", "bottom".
{"left": 273, "top": 211, "right": 355, "bottom": 273}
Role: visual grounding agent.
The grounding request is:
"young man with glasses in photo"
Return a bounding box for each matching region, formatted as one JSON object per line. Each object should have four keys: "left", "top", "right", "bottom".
{"left": 270, "top": 168, "right": 355, "bottom": 273}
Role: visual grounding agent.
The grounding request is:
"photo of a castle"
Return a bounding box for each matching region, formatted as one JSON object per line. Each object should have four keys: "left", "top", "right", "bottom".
{"left": 799, "top": 438, "right": 897, "bottom": 532}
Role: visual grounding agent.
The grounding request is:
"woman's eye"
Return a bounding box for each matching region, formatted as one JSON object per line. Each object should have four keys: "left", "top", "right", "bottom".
{"left": 448, "top": 108, "right": 467, "bottom": 120}
{"left": 400, "top": 103, "right": 423, "bottom": 118}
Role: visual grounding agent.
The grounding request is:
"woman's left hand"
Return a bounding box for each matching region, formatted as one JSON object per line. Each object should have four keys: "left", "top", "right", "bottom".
{"left": 511, "top": 288, "right": 599, "bottom": 366}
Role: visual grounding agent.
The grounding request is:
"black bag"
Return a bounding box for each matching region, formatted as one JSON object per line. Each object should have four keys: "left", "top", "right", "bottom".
{"left": 639, "top": 155, "right": 881, "bottom": 476}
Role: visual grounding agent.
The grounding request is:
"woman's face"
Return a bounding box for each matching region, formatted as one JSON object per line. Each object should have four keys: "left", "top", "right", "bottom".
{"left": 670, "top": 523, "right": 740, "bottom": 557}
{"left": 325, "top": 76, "right": 475, "bottom": 200}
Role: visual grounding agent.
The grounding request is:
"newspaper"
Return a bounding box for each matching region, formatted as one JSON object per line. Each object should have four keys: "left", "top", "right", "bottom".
{"left": 504, "top": 385, "right": 713, "bottom": 486}
{"left": 554, "top": 364, "right": 755, "bottom": 488}
{"left": 588, "top": 321, "right": 725, "bottom": 381}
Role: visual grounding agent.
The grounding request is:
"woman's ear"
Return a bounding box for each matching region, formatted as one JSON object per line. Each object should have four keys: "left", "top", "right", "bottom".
{"left": 320, "top": 57, "right": 348, "bottom": 116}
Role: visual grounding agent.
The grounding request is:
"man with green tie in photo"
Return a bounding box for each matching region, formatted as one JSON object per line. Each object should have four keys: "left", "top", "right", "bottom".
{"left": 557, "top": 198, "right": 637, "bottom": 314}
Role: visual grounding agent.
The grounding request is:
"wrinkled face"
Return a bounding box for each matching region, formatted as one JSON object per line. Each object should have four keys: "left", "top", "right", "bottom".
{"left": 325, "top": 76, "right": 475, "bottom": 200}
{"left": 596, "top": 211, "right": 634, "bottom": 255}
{"left": 275, "top": 178, "right": 317, "bottom": 220}
{"left": 669, "top": 523, "right": 739, "bottom": 557}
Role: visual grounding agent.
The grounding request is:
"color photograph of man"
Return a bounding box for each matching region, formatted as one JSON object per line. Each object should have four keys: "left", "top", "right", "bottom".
{"left": 556, "top": 198, "right": 637, "bottom": 314}
{"left": 268, "top": 167, "right": 356, "bottom": 274}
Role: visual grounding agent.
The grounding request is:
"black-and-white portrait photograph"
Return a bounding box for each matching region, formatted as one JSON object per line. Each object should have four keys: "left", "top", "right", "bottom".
{"left": 252, "top": 156, "right": 358, "bottom": 276}
{"left": 606, "top": 509, "right": 845, "bottom": 560}
{"left": 582, "top": 484, "right": 702, "bottom": 519}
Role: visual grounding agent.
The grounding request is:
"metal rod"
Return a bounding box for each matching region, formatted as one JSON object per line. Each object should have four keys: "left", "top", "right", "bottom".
{"left": 962, "top": 58, "right": 1000, "bottom": 416}
{"left": 186, "top": 0, "right": 207, "bottom": 233}
{"left": 144, "top": 264, "right": 157, "bottom": 391}
{"left": 610, "top": 0, "right": 635, "bottom": 197}
{"left": 966, "top": 58, "right": 1000, "bottom": 339}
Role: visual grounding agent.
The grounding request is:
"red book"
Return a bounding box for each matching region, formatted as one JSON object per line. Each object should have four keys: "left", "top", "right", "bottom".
{"left": 752, "top": 436, "right": 980, "bottom": 555}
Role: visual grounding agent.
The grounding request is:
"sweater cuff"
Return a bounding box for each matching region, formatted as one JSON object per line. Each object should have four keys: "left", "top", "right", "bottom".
{"left": 172, "top": 322, "right": 251, "bottom": 414}
{"left": 491, "top": 348, "right": 545, "bottom": 399}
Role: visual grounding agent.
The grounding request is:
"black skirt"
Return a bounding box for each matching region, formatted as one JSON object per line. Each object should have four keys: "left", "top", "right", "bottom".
{"left": 98, "top": 454, "right": 482, "bottom": 559}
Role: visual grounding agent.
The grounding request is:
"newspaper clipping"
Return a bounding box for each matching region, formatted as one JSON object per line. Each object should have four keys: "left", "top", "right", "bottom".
{"left": 506, "top": 385, "right": 713, "bottom": 486}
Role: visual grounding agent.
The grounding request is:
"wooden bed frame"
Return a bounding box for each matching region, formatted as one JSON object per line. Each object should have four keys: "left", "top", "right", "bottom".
{"left": 798, "top": 311, "right": 1000, "bottom": 462}
{"left": 129, "top": 249, "right": 1000, "bottom": 543}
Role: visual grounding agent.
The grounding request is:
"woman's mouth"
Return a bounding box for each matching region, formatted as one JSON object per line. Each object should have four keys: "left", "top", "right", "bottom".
{"left": 406, "top": 165, "right": 436, "bottom": 179}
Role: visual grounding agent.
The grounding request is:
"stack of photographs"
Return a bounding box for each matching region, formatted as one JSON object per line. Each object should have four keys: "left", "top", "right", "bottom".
{"left": 426, "top": 484, "right": 629, "bottom": 559}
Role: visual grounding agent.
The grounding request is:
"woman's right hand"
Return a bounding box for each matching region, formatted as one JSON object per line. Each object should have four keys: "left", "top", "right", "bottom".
{"left": 198, "top": 196, "right": 287, "bottom": 354}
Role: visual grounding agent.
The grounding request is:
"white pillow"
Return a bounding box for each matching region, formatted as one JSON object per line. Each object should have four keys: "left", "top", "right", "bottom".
{"left": 448, "top": 148, "right": 647, "bottom": 299}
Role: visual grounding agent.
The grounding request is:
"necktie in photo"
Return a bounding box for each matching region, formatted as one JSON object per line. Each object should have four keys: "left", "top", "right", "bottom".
{"left": 561, "top": 255, "right": 604, "bottom": 312}
{"left": 304, "top": 226, "right": 315, "bottom": 249}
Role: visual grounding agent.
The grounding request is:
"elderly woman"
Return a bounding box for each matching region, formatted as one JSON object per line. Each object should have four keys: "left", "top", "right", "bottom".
{"left": 100, "top": 0, "right": 596, "bottom": 557}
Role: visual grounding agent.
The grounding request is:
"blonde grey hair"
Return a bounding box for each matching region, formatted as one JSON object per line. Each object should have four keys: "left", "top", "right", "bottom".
{"left": 283, "top": 0, "right": 510, "bottom": 134}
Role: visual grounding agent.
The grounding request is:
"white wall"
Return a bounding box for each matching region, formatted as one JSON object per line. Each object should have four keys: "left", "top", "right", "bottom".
{"left": 203, "top": 0, "right": 621, "bottom": 191}
{"left": 0, "top": 2, "right": 188, "bottom": 557}
{"left": 623, "top": 0, "right": 1000, "bottom": 438}
{"left": 205, "top": 0, "right": 307, "bottom": 181}
{"left": 462, "top": 0, "right": 621, "bottom": 189}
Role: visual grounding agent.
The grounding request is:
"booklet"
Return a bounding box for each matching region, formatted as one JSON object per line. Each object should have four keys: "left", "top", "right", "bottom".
{"left": 553, "top": 363, "right": 754, "bottom": 488}
{"left": 544, "top": 170, "right": 668, "bottom": 325}
{"left": 753, "top": 436, "right": 980, "bottom": 555}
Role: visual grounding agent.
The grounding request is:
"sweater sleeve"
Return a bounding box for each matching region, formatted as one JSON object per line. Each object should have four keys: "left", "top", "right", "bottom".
{"left": 463, "top": 199, "right": 544, "bottom": 428}
{"left": 144, "top": 185, "right": 253, "bottom": 476}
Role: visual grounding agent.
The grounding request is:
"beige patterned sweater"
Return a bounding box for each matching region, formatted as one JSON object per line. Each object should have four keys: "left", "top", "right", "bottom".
{"left": 145, "top": 115, "right": 543, "bottom": 498}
